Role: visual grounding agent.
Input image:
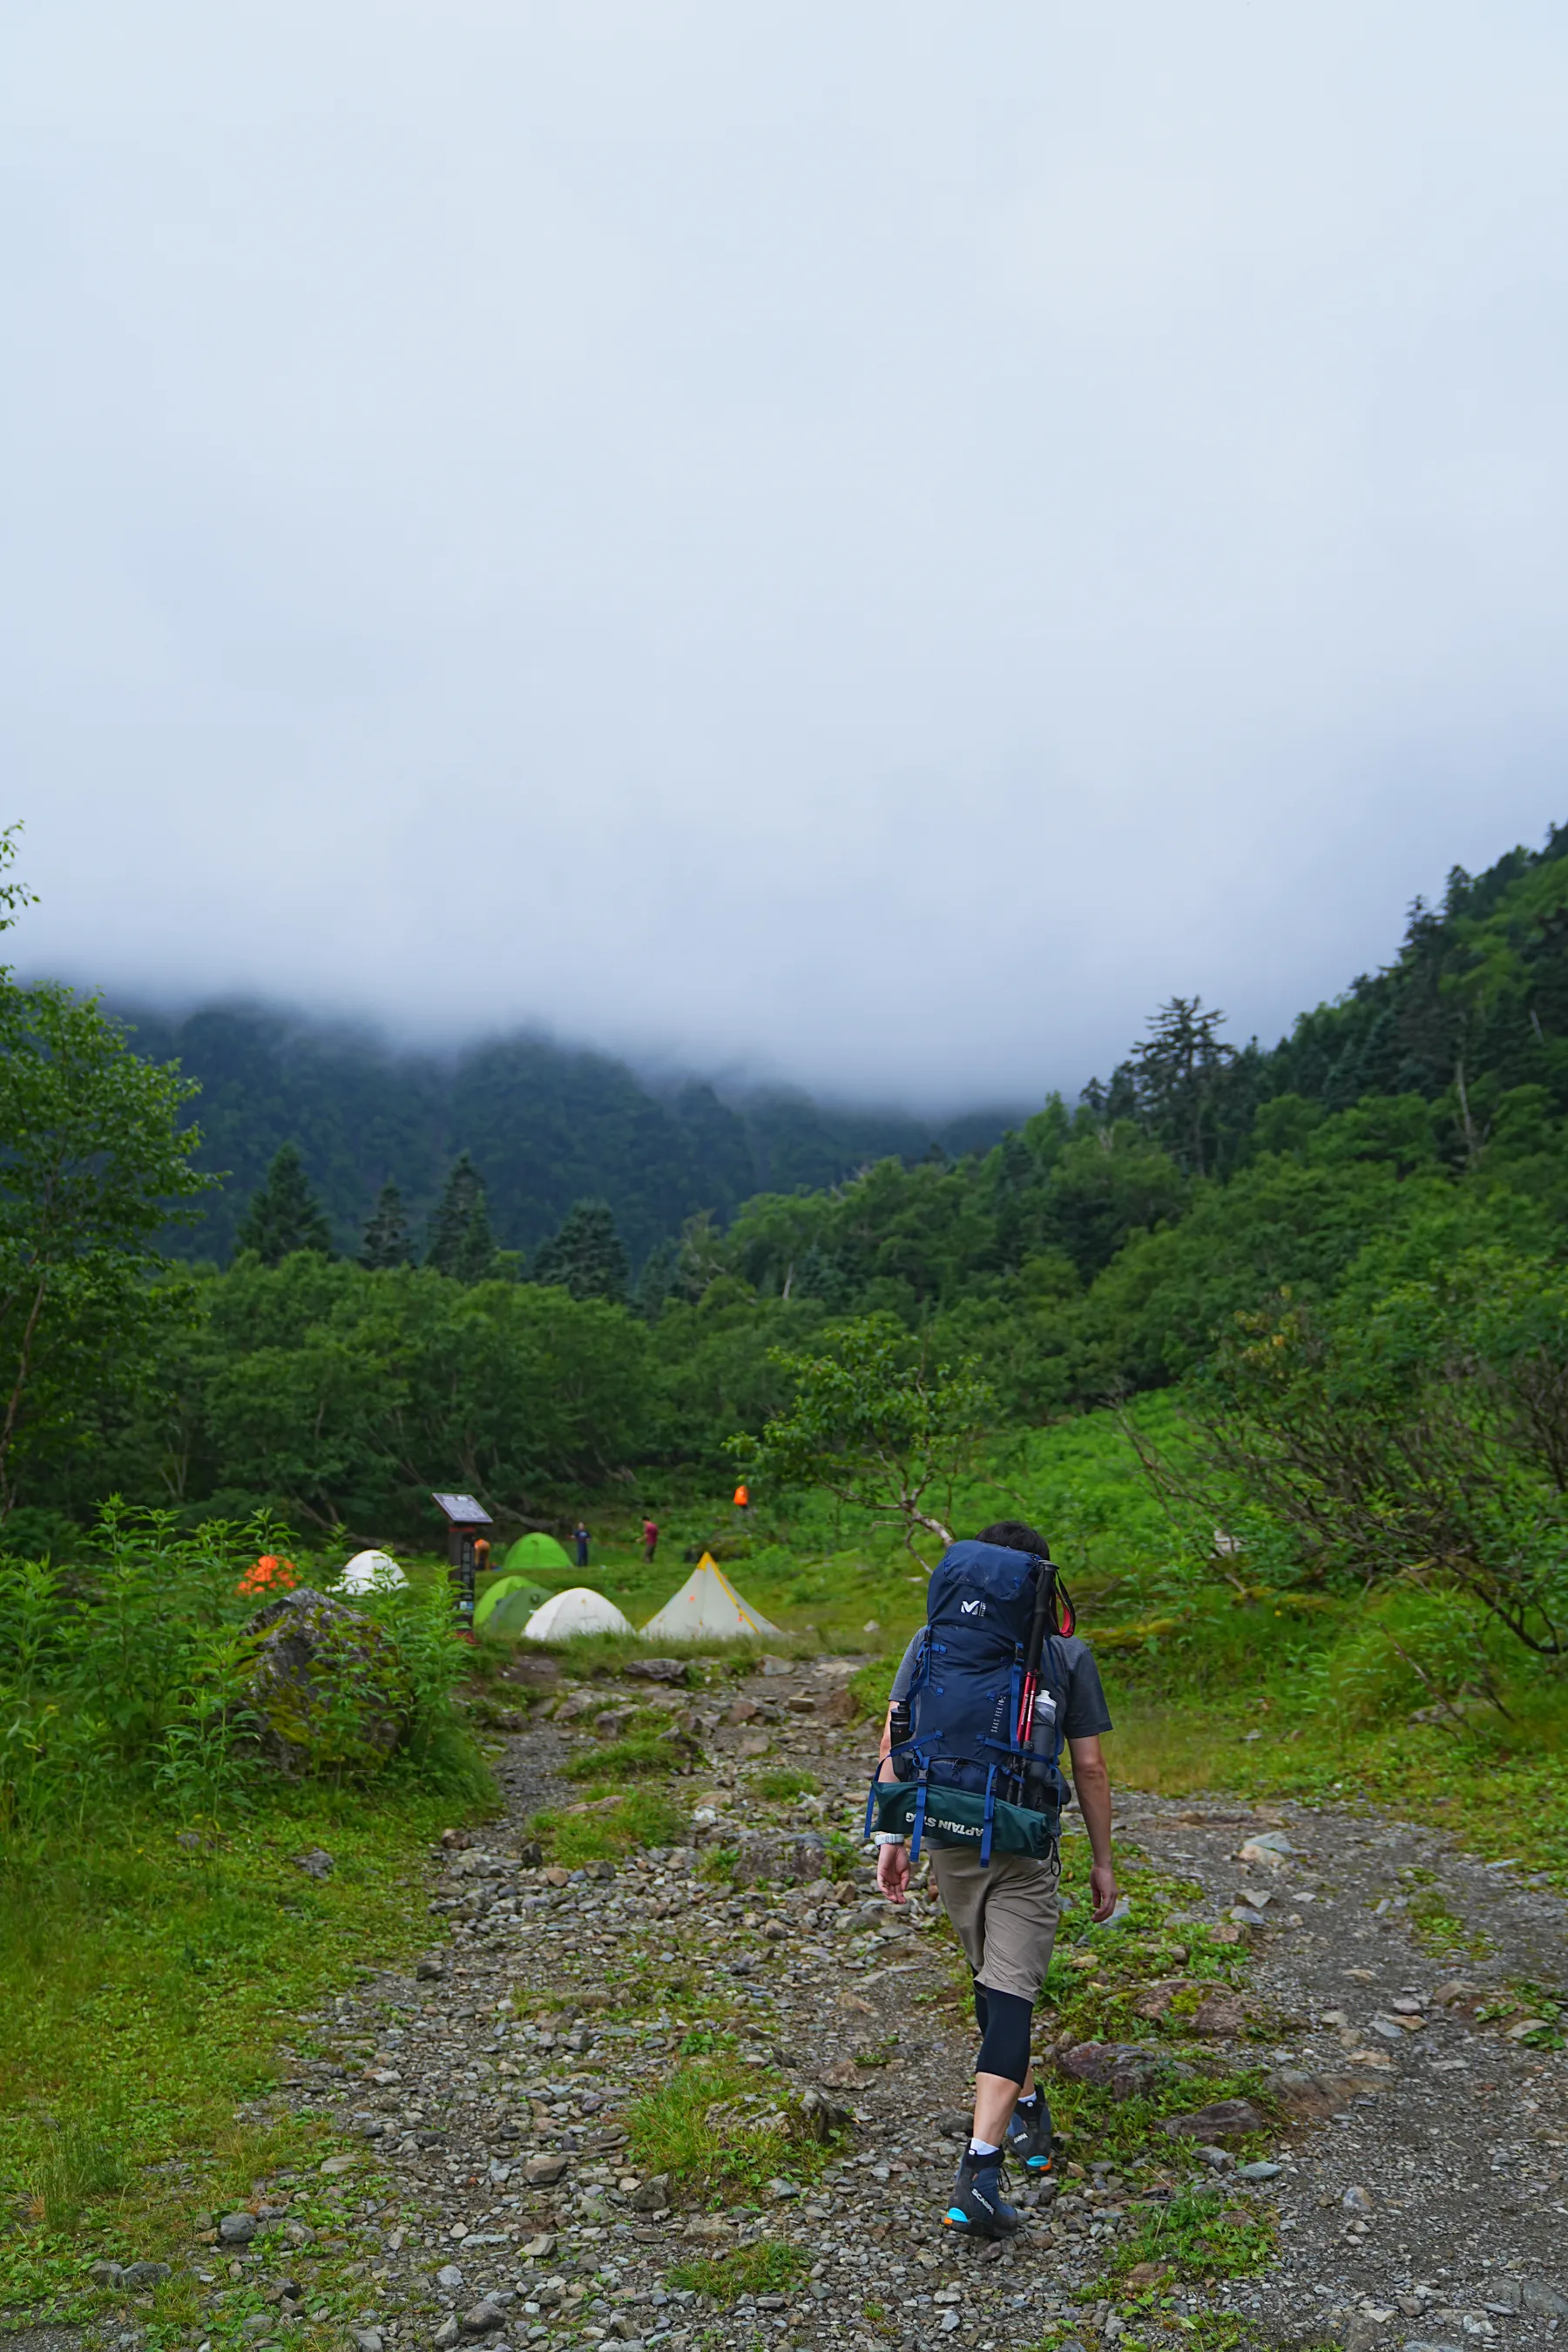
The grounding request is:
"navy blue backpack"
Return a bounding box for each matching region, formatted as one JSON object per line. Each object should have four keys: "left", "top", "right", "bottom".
{"left": 865, "top": 1538, "right": 1076, "bottom": 1867}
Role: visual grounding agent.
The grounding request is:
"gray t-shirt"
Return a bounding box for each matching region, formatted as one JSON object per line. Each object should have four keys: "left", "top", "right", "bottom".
{"left": 889, "top": 1629, "right": 1112, "bottom": 1741}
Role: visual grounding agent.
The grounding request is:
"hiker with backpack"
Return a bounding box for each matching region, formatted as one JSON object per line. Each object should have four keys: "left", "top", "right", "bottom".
{"left": 868, "top": 1519, "right": 1117, "bottom": 2241}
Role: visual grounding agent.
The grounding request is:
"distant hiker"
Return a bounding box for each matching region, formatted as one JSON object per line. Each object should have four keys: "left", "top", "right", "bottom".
{"left": 869, "top": 1520, "right": 1116, "bottom": 2241}
{"left": 574, "top": 1521, "right": 591, "bottom": 1569}
{"left": 732, "top": 1482, "right": 750, "bottom": 1512}
{"left": 642, "top": 1517, "right": 659, "bottom": 1563}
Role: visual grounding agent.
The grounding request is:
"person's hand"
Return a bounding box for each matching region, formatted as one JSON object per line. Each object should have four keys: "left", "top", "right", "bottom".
{"left": 876, "top": 1842, "right": 910, "bottom": 1906}
{"left": 1089, "top": 1861, "right": 1118, "bottom": 1923}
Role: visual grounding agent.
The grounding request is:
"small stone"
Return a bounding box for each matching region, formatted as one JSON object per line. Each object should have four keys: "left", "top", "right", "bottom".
{"left": 1342, "top": 2318, "right": 1388, "bottom": 2352}
{"left": 459, "top": 2299, "right": 507, "bottom": 2334}
{"left": 319, "top": 2153, "right": 356, "bottom": 2176}
{"left": 939, "top": 2315, "right": 961, "bottom": 2335}
{"left": 628, "top": 2174, "right": 669, "bottom": 2212}
{"left": 1524, "top": 2281, "right": 1568, "bottom": 2318}
{"left": 1236, "top": 2161, "right": 1281, "bottom": 2180}
{"left": 794, "top": 2088, "right": 853, "bottom": 2141}
{"left": 1341, "top": 2185, "right": 1373, "bottom": 2213}
{"left": 1194, "top": 2144, "right": 1235, "bottom": 2170}
{"left": 935, "top": 2109, "right": 972, "bottom": 2139}
{"left": 240, "top": 2316, "right": 271, "bottom": 2339}
{"left": 352, "top": 2331, "right": 383, "bottom": 2352}
{"left": 433, "top": 2320, "right": 462, "bottom": 2350}
{"left": 219, "top": 2213, "right": 259, "bottom": 2244}
{"left": 436, "top": 2266, "right": 465, "bottom": 2290}
{"left": 1189, "top": 1992, "right": 1247, "bottom": 2038}
{"left": 1160, "top": 2098, "right": 1264, "bottom": 2140}
{"left": 416, "top": 1958, "right": 446, "bottom": 1981}
{"left": 524, "top": 2154, "right": 570, "bottom": 2185}
{"left": 90, "top": 2261, "right": 124, "bottom": 2288}
{"left": 1267, "top": 2067, "right": 1387, "bottom": 2119}
{"left": 293, "top": 1848, "right": 335, "bottom": 1879}
{"left": 119, "top": 2262, "right": 172, "bottom": 2288}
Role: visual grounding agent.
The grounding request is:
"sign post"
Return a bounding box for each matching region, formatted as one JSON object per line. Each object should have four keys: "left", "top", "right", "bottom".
{"left": 430, "top": 1491, "right": 494, "bottom": 1639}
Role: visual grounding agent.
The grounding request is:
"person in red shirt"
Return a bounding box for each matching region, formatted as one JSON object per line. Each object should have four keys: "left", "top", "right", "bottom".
{"left": 642, "top": 1517, "right": 659, "bottom": 1563}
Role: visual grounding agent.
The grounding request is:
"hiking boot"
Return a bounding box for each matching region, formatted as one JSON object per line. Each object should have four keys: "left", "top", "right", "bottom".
{"left": 1006, "top": 2092, "right": 1055, "bottom": 2174}
{"left": 943, "top": 2150, "right": 1021, "bottom": 2241}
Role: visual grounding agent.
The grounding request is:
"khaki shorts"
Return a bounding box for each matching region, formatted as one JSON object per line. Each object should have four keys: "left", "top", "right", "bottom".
{"left": 930, "top": 1844, "right": 1061, "bottom": 2004}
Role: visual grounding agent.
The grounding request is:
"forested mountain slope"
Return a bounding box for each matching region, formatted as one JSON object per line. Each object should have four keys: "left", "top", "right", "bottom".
{"left": 114, "top": 1003, "right": 1015, "bottom": 1266}
{"left": 12, "top": 822, "right": 1566, "bottom": 1546}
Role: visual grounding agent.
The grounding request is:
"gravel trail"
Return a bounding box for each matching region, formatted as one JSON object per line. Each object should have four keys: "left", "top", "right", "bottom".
{"left": 234, "top": 1656, "right": 1565, "bottom": 2352}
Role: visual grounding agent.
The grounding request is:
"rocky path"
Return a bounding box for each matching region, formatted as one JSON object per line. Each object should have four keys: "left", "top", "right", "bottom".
{"left": 213, "top": 1653, "right": 1565, "bottom": 2352}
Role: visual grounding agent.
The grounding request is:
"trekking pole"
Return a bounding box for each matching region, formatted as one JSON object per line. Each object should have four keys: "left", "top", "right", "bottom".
{"left": 1013, "top": 1552, "right": 1057, "bottom": 1801}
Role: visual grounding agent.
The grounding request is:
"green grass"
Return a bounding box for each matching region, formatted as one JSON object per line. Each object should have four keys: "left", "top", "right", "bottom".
{"left": 623, "top": 2061, "right": 842, "bottom": 2204}
{"left": 561, "top": 1733, "right": 693, "bottom": 1782}
{"left": 1108, "top": 2186, "right": 1277, "bottom": 2288}
{"left": 0, "top": 1778, "right": 483, "bottom": 2314}
{"left": 529, "top": 1790, "right": 690, "bottom": 1865}
{"left": 749, "top": 1768, "right": 821, "bottom": 1801}
{"left": 666, "top": 2238, "right": 808, "bottom": 2303}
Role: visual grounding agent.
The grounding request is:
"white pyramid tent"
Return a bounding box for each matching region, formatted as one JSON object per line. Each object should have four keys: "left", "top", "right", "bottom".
{"left": 335, "top": 1549, "right": 409, "bottom": 1594}
{"left": 522, "top": 1585, "right": 634, "bottom": 1640}
{"left": 641, "top": 1554, "right": 780, "bottom": 1641}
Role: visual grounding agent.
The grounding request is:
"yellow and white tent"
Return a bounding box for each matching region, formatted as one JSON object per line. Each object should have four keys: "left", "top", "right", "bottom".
{"left": 641, "top": 1554, "right": 779, "bottom": 1641}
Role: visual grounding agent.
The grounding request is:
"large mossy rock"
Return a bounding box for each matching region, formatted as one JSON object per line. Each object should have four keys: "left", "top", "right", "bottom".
{"left": 240, "top": 1586, "right": 412, "bottom": 1774}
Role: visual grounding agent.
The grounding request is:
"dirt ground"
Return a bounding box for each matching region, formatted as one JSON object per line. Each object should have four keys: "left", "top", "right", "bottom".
{"left": 150, "top": 1652, "right": 1568, "bottom": 2352}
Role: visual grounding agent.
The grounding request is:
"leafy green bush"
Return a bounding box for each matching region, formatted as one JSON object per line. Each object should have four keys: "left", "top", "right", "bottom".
{"left": 1322, "top": 1586, "right": 1511, "bottom": 1730}
{"left": 0, "top": 1506, "right": 480, "bottom": 1848}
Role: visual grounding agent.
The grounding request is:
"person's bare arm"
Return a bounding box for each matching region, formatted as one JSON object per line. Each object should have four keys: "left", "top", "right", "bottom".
{"left": 874, "top": 1703, "right": 910, "bottom": 1904}
{"left": 1069, "top": 1734, "right": 1117, "bottom": 1921}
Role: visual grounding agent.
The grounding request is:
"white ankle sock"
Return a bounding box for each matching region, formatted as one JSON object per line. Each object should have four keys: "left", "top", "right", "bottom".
{"left": 967, "top": 2138, "right": 1001, "bottom": 2160}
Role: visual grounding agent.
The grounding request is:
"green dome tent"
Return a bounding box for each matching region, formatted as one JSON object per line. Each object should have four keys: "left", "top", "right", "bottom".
{"left": 505, "top": 1531, "right": 572, "bottom": 1577}
{"left": 475, "top": 1574, "right": 551, "bottom": 1637}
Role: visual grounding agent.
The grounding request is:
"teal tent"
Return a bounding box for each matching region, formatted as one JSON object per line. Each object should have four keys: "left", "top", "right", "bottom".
{"left": 505, "top": 1531, "right": 572, "bottom": 1577}
{"left": 475, "top": 1574, "right": 551, "bottom": 1636}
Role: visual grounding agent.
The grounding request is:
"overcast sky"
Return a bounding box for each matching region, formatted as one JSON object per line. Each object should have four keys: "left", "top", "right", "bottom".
{"left": 5, "top": 3, "right": 1566, "bottom": 1109}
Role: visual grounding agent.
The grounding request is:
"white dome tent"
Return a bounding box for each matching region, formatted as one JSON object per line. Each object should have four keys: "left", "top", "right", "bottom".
{"left": 522, "top": 1586, "right": 634, "bottom": 1640}
{"left": 335, "top": 1549, "right": 409, "bottom": 1595}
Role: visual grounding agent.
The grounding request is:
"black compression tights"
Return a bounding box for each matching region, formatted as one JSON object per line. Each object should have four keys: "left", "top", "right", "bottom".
{"left": 971, "top": 1979, "right": 1032, "bottom": 2086}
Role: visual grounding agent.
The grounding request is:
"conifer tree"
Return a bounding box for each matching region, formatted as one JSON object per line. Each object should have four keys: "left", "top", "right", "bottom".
{"left": 359, "top": 1178, "right": 414, "bottom": 1271}
{"left": 424, "top": 1152, "right": 499, "bottom": 1281}
{"left": 532, "top": 1200, "right": 629, "bottom": 1302}
{"left": 234, "top": 1142, "right": 333, "bottom": 1265}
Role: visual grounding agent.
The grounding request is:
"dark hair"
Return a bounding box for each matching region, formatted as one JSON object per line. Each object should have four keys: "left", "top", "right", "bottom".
{"left": 977, "top": 1518, "right": 1051, "bottom": 1559}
